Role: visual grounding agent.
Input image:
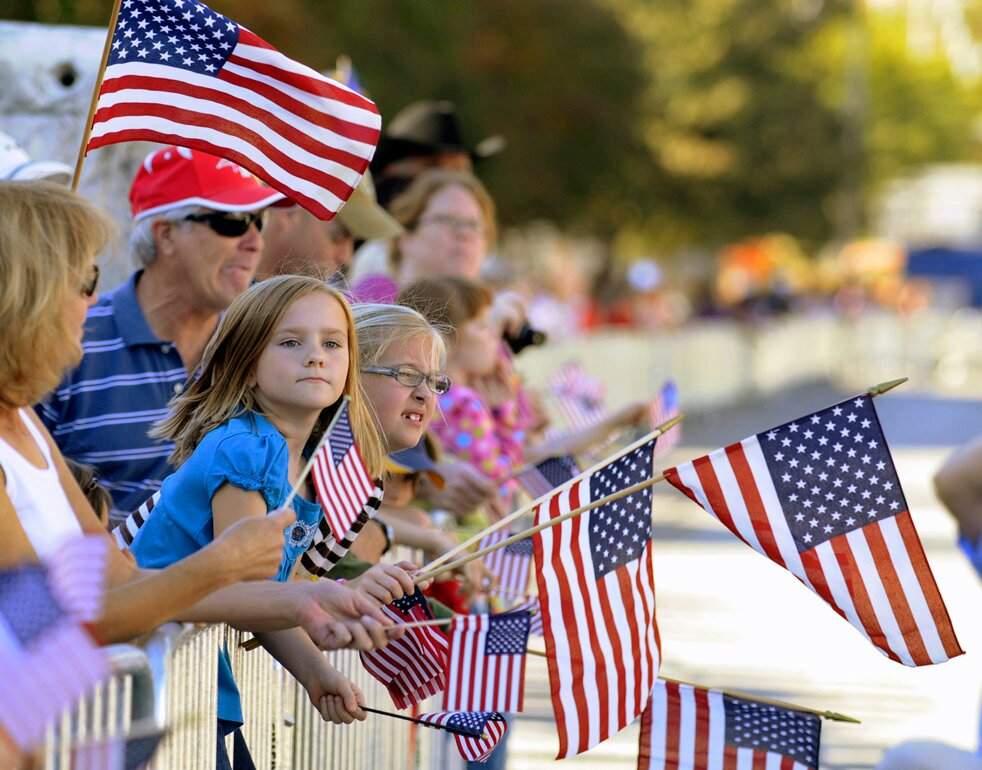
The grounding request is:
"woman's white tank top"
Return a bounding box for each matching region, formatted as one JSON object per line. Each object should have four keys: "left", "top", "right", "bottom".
{"left": 0, "top": 409, "right": 82, "bottom": 558}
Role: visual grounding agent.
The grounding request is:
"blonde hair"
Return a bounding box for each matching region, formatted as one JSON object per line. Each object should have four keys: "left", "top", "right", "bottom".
{"left": 0, "top": 182, "right": 114, "bottom": 409}
{"left": 388, "top": 169, "right": 496, "bottom": 268}
{"left": 154, "top": 275, "right": 385, "bottom": 476}
{"left": 353, "top": 302, "right": 446, "bottom": 369}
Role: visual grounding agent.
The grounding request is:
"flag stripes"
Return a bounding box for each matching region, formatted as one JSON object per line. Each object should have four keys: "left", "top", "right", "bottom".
{"left": 444, "top": 613, "right": 529, "bottom": 713}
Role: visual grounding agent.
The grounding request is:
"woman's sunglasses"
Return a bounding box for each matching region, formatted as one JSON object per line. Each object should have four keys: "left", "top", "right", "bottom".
{"left": 183, "top": 211, "right": 264, "bottom": 238}
{"left": 80, "top": 264, "right": 100, "bottom": 298}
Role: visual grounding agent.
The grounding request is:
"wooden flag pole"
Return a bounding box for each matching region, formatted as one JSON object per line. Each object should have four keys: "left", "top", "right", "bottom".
{"left": 416, "top": 473, "right": 666, "bottom": 584}
{"left": 71, "top": 0, "right": 125, "bottom": 190}
{"left": 867, "top": 377, "right": 907, "bottom": 397}
{"left": 361, "top": 706, "right": 489, "bottom": 740}
{"left": 281, "top": 395, "right": 348, "bottom": 510}
{"left": 419, "top": 415, "right": 682, "bottom": 577}
{"left": 524, "top": 650, "right": 859, "bottom": 724}
{"left": 389, "top": 605, "right": 539, "bottom": 631}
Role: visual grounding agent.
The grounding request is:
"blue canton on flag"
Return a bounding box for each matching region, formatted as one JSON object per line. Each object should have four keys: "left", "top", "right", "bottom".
{"left": 418, "top": 710, "right": 508, "bottom": 763}
{"left": 589, "top": 446, "right": 654, "bottom": 580}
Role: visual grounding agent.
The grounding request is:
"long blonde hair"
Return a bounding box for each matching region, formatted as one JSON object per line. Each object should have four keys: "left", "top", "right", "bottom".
{"left": 154, "top": 275, "right": 385, "bottom": 476}
{"left": 0, "top": 182, "right": 113, "bottom": 408}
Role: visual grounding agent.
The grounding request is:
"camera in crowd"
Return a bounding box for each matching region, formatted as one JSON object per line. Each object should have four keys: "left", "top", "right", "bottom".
{"left": 504, "top": 323, "right": 547, "bottom": 354}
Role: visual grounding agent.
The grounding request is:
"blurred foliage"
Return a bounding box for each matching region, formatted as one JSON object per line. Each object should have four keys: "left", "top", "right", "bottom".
{"left": 7, "top": 0, "right": 982, "bottom": 253}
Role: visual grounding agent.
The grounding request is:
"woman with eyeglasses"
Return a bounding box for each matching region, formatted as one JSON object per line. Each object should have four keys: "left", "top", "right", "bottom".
{"left": 0, "top": 181, "right": 294, "bottom": 643}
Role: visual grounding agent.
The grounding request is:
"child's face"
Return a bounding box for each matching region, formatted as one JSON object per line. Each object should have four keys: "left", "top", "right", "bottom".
{"left": 254, "top": 292, "right": 349, "bottom": 417}
{"left": 450, "top": 306, "right": 499, "bottom": 380}
{"left": 361, "top": 336, "right": 440, "bottom": 452}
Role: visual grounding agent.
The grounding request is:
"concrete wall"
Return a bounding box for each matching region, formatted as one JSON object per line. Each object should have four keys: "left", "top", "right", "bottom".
{"left": 0, "top": 20, "right": 157, "bottom": 287}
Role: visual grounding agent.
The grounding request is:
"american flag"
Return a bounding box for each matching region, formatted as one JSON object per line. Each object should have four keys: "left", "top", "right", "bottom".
{"left": 87, "top": 0, "right": 379, "bottom": 219}
{"left": 359, "top": 587, "right": 449, "bottom": 709}
{"left": 533, "top": 439, "right": 660, "bottom": 758}
{"left": 651, "top": 380, "right": 681, "bottom": 458}
{"left": 549, "top": 362, "right": 606, "bottom": 430}
{"left": 638, "top": 680, "right": 821, "bottom": 770}
{"left": 310, "top": 400, "right": 376, "bottom": 544}
{"left": 444, "top": 611, "right": 531, "bottom": 713}
{"left": 417, "top": 711, "right": 508, "bottom": 763}
{"left": 0, "top": 549, "right": 109, "bottom": 750}
{"left": 665, "top": 394, "right": 962, "bottom": 666}
{"left": 515, "top": 455, "right": 580, "bottom": 500}
{"left": 478, "top": 530, "right": 534, "bottom": 601}
{"left": 297, "top": 483, "right": 383, "bottom": 578}
{"left": 71, "top": 730, "right": 166, "bottom": 770}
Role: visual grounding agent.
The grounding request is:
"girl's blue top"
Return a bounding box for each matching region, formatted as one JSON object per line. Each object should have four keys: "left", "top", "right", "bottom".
{"left": 130, "top": 411, "right": 323, "bottom": 725}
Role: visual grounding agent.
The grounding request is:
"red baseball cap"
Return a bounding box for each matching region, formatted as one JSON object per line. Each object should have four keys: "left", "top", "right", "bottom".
{"left": 129, "top": 146, "right": 285, "bottom": 221}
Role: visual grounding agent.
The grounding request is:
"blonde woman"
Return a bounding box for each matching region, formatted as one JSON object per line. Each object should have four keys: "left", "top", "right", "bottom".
{"left": 0, "top": 181, "right": 293, "bottom": 639}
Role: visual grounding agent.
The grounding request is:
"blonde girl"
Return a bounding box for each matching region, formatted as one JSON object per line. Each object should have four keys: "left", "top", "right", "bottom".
{"left": 129, "top": 275, "right": 414, "bottom": 757}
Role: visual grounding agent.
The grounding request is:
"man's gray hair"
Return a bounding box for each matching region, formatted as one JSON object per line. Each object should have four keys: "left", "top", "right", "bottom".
{"left": 128, "top": 205, "right": 203, "bottom": 268}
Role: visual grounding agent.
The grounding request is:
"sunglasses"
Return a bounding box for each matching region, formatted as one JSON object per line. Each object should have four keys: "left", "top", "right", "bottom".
{"left": 362, "top": 365, "right": 452, "bottom": 396}
{"left": 183, "top": 211, "right": 264, "bottom": 237}
{"left": 80, "top": 264, "right": 100, "bottom": 298}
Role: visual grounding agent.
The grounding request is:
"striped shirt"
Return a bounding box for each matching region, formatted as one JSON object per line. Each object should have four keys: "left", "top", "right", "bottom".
{"left": 37, "top": 272, "right": 188, "bottom": 526}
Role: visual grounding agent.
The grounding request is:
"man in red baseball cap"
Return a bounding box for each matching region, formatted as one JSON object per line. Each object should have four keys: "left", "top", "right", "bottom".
{"left": 37, "top": 146, "right": 284, "bottom": 525}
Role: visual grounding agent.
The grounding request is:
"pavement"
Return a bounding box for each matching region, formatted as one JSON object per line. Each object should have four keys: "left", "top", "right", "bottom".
{"left": 506, "top": 382, "right": 982, "bottom": 769}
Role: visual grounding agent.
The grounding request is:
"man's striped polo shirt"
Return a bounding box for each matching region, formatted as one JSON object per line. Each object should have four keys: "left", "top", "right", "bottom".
{"left": 37, "top": 271, "right": 187, "bottom": 526}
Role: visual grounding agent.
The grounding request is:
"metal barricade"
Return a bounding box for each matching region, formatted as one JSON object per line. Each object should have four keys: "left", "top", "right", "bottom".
{"left": 143, "top": 623, "right": 222, "bottom": 770}
{"left": 42, "top": 644, "right": 155, "bottom": 770}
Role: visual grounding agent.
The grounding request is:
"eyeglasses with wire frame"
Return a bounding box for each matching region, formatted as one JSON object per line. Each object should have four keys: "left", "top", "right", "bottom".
{"left": 362, "top": 365, "right": 452, "bottom": 396}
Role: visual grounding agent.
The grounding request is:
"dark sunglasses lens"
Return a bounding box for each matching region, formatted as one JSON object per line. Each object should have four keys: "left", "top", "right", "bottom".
{"left": 209, "top": 213, "right": 261, "bottom": 237}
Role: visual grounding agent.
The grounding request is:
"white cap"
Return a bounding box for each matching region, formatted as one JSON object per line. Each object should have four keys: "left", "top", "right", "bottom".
{"left": 0, "top": 132, "right": 72, "bottom": 184}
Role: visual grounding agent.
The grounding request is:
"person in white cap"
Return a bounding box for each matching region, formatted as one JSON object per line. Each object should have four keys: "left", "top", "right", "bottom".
{"left": 0, "top": 131, "right": 72, "bottom": 183}
{"left": 257, "top": 171, "right": 402, "bottom": 281}
{"left": 37, "top": 146, "right": 284, "bottom": 526}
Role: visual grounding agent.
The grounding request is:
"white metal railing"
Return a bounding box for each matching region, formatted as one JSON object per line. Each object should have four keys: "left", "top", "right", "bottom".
{"left": 42, "top": 644, "right": 155, "bottom": 770}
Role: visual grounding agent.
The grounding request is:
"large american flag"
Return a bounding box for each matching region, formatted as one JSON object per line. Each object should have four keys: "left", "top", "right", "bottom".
{"left": 311, "top": 400, "right": 376, "bottom": 544}
{"left": 88, "top": 0, "right": 379, "bottom": 219}
{"left": 0, "top": 546, "right": 109, "bottom": 750}
{"left": 665, "top": 394, "right": 962, "bottom": 666}
{"left": 444, "top": 611, "right": 531, "bottom": 713}
{"left": 638, "top": 680, "right": 821, "bottom": 770}
{"left": 533, "top": 439, "right": 660, "bottom": 758}
{"left": 515, "top": 455, "right": 580, "bottom": 501}
{"left": 359, "top": 588, "right": 449, "bottom": 709}
{"left": 651, "top": 380, "right": 681, "bottom": 458}
{"left": 478, "top": 530, "right": 534, "bottom": 601}
{"left": 417, "top": 711, "right": 508, "bottom": 763}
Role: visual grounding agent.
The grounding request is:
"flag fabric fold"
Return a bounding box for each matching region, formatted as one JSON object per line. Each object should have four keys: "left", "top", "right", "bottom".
{"left": 417, "top": 711, "right": 508, "bottom": 763}
{"left": 533, "top": 438, "right": 661, "bottom": 758}
{"left": 359, "top": 588, "right": 448, "bottom": 709}
{"left": 87, "top": 0, "right": 380, "bottom": 219}
{"left": 549, "top": 362, "right": 606, "bottom": 430}
{"left": 664, "top": 394, "right": 962, "bottom": 666}
{"left": 443, "top": 611, "right": 531, "bottom": 713}
{"left": 638, "top": 680, "right": 821, "bottom": 770}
